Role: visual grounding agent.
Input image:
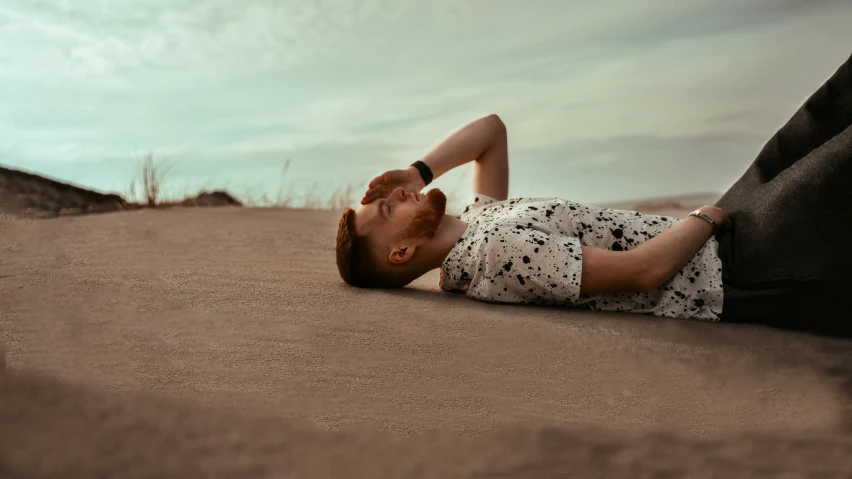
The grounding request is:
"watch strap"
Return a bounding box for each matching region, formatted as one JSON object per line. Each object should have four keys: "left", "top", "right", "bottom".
{"left": 410, "top": 160, "right": 433, "bottom": 186}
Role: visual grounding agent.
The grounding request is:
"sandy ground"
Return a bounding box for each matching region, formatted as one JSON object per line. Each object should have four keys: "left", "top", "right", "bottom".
{"left": 2, "top": 207, "right": 852, "bottom": 477}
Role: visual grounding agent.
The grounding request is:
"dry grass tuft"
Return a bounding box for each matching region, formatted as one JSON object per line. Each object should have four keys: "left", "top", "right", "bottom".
{"left": 236, "top": 158, "right": 363, "bottom": 210}
{"left": 128, "top": 152, "right": 176, "bottom": 207}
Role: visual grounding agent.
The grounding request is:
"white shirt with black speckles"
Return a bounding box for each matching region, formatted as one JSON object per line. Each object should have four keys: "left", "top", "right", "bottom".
{"left": 439, "top": 193, "right": 724, "bottom": 322}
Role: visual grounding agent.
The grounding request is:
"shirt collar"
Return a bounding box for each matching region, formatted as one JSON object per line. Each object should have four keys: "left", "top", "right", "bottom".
{"left": 439, "top": 221, "right": 477, "bottom": 292}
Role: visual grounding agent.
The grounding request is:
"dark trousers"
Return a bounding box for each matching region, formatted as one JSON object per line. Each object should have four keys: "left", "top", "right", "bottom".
{"left": 715, "top": 52, "right": 852, "bottom": 336}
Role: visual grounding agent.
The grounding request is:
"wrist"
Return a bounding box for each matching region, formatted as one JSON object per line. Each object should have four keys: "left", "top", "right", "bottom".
{"left": 691, "top": 206, "right": 720, "bottom": 233}
{"left": 696, "top": 206, "right": 722, "bottom": 224}
{"left": 408, "top": 164, "right": 428, "bottom": 190}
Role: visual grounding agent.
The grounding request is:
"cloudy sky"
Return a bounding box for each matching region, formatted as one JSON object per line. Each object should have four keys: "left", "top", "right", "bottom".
{"left": 1, "top": 0, "right": 851, "bottom": 208}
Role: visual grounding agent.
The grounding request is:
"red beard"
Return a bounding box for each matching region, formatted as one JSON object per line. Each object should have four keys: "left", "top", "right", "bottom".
{"left": 399, "top": 189, "right": 447, "bottom": 240}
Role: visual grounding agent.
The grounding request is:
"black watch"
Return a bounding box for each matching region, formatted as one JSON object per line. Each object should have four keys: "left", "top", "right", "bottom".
{"left": 410, "top": 160, "right": 433, "bottom": 186}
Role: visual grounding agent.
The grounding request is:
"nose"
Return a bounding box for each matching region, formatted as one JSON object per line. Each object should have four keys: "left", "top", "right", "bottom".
{"left": 393, "top": 187, "right": 406, "bottom": 201}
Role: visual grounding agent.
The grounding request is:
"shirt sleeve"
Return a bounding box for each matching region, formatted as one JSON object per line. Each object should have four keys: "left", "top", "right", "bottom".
{"left": 459, "top": 192, "right": 499, "bottom": 220}
{"left": 467, "top": 226, "right": 584, "bottom": 306}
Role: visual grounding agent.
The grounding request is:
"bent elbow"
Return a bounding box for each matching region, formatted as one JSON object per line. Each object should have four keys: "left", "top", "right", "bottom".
{"left": 635, "top": 274, "right": 661, "bottom": 292}
{"left": 633, "top": 258, "right": 663, "bottom": 292}
{"left": 485, "top": 114, "right": 506, "bottom": 134}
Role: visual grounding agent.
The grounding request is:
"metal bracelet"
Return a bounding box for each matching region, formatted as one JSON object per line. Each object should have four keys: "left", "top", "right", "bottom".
{"left": 688, "top": 211, "right": 717, "bottom": 233}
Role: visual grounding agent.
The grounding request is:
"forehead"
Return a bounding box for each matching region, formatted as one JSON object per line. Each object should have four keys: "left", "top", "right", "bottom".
{"left": 354, "top": 200, "right": 383, "bottom": 232}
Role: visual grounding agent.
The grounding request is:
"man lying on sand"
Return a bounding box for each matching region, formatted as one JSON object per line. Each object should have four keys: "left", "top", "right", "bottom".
{"left": 336, "top": 54, "right": 852, "bottom": 334}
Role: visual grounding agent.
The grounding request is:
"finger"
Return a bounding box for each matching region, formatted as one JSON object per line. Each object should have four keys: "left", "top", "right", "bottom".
{"left": 364, "top": 189, "right": 380, "bottom": 202}
{"left": 361, "top": 189, "right": 375, "bottom": 203}
{"left": 370, "top": 186, "right": 385, "bottom": 199}
{"left": 368, "top": 175, "right": 385, "bottom": 188}
{"left": 360, "top": 189, "right": 380, "bottom": 204}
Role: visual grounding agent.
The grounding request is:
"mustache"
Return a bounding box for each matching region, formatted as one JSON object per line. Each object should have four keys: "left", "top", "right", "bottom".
{"left": 400, "top": 189, "right": 446, "bottom": 239}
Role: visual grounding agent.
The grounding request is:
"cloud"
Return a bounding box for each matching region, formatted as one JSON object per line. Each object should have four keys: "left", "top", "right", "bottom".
{"left": 507, "top": 131, "right": 767, "bottom": 201}
{"left": 0, "top": 0, "right": 850, "bottom": 205}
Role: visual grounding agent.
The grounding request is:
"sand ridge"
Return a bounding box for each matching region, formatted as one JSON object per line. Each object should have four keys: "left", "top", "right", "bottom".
{"left": 0, "top": 165, "right": 240, "bottom": 219}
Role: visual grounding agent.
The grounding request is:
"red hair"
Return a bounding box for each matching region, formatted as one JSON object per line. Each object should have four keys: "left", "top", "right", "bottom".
{"left": 336, "top": 208, "right": 410, "bottom": 288}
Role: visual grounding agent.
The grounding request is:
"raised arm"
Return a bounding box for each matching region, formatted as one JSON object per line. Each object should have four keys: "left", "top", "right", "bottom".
{"left": 418, "top": 113, "right": 509, "bottom": 200}
{"left": 361, "top": 114, "right": 509, "bottom": 204}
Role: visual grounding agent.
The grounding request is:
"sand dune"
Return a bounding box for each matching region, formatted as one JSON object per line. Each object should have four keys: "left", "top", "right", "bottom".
{"left": 2, "top": 205, "right": 852, "bottom": 477}
{"left": 0, "top": 165, "right": 239, "bottom": 219}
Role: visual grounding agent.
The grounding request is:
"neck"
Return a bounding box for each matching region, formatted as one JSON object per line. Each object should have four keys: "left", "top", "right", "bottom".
{"left": 422, "top": 214, "right": 468, "bottom": 271}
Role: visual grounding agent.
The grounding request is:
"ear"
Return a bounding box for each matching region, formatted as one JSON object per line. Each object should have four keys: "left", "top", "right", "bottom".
{"left": 388, "top": 242, "right": 418, "bottom": 265}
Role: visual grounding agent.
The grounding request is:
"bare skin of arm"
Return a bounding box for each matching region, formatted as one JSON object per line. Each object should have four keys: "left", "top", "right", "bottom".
{"left": 580, "top": 205, "right": 729, "bottom": 294}
{"left": 633, "top": 205, "right": 729, "bottom": 288}
{"left": 361, "top": 114, "right": 509, "bottom": 204}
{"left": 417, "top": 113, "right": 509, "bottom": 201}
